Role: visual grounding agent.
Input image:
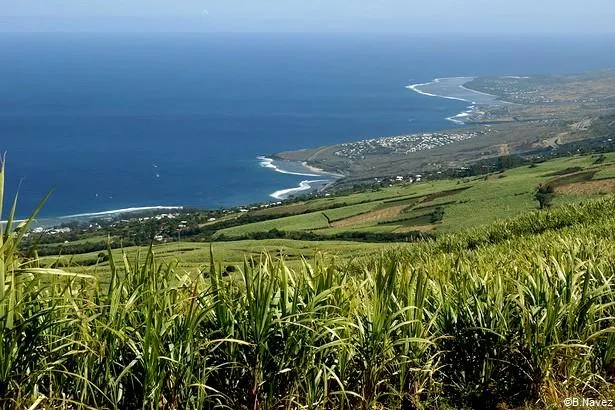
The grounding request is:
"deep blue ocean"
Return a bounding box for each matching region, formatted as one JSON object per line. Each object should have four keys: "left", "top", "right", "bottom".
{"left": 1, "top": 33, "right": 615, "bottom": 218}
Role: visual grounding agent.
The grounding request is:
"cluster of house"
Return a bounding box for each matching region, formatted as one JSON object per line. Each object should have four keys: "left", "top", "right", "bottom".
{"left": 474, "top": 81, "right": 559, "bottom": 105}
{"left": 26, "top": 196, "right": 309, "bottom": 244}
{"left": 332, "top": 131, "right": 480, "bottom": 160}
{"left": 106, "top": 213, "right": 182, "bottom": 229}
{"left": 394, "top": 174, "right": 422, "bottom": 182}
{"left": 373, "top": 174, "right": 422, "bottom": 185}
{"left": 505, "top": 92, "right": 555, "bottom": 104}
{"left": 25, "top": 226, "right": 73, "bottom": 237}
{"left": 238, "top": 201, "right": 283, "bottom": 213}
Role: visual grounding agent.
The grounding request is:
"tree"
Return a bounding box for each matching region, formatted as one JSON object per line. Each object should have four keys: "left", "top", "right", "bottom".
{"left": 430, "top": 207, "right": 445, "bottom": 223}
{"left": 593, "top": 154, "right": 607, "bottom": 165}
{"left": 534, "top": 184, "right": 555, "bottom": 209}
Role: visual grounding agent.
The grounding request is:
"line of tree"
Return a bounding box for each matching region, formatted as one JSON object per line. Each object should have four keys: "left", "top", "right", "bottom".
{"left": 215, "top": 228, "right": 434, "bottom": 243}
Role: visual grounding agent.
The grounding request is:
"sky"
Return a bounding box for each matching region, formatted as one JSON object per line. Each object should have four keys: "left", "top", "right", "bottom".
{"left": 1, "top": 0, "right": 614, "bottom": 33}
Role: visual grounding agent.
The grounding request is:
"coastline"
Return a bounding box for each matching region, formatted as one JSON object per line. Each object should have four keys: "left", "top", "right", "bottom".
{"left": 258, "top": 155, "right": 343, "bottom": 200}
{"left": 266, "top": 76, "right": 501, "bottom": 196}
{"left": 445, "top": 106, "right": 475, "bottom": 125}
{"left": 58, "top": 206, "right": 184, "bottom": 219}
{"left": 25, "top": 206, "right": 185, "bottom": 228}
{"left": 23, "top": 76, "right": 506, "bottom": 221}
{"left": 257, "top": 155, "right": 322, "bottom": 177}
{"left": 270, "top": 179, "right": 331, "bottom": 200}
{"left": 18, "top": 160, "right": 340, "bottom": 225}
{"left": 300, "top": 161, "right": 345, "bottom": 178}
{"left": 406, "top": 77, "right": 479, "bottom": 104}
{"left": 407, "top": 76, "right": 501, "bottom": 125}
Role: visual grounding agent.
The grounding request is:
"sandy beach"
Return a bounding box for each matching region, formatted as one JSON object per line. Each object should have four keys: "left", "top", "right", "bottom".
{"left": 301, "top": 162, "right": 345, "bottom": 178}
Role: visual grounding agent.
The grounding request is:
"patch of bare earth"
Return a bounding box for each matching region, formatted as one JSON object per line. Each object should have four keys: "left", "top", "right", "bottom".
{"left": 394, "top": 225, "right": 435, "bottom": 233}
{"left": 497, "top": 144, "right": 511, "bottom": 156}
{"left": 330, "top": 205, "right": 407, "bottom": 228}
{"left": 329, "top": 188, "right": 467, "bottom": 229}
{"left": 555, "top": 179, "right": 615, "bottom": 195}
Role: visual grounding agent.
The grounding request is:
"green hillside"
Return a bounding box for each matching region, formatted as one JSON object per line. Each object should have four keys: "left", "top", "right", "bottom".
{"left": 2, "top": 156, "right": 615, "bottom": 408}
{"left": 30, "top": 152, "right": 615, "bottom": 276}
{"left": 219, "top": 153, "right": 615, "bottom": 237}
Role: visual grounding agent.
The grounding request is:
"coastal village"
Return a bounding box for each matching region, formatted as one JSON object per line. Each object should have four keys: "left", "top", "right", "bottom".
{"left": 24, "top": 201, "right": 289, "bottom": 246}
{"left": 332, "top": 129, "right": 488, "bottom": 160}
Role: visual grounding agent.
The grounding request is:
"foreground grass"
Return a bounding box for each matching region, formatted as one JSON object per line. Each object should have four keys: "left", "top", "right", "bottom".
{"left": 3, "top": 188, "right": 615, "bottom": 408}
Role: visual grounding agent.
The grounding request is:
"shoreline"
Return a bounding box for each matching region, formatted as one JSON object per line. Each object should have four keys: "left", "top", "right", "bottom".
{"left": 259, "top": 156, "right": 344, "bottom": 200}
{"left": 22, "top": 76, "right": 509, "bottom": 221}
{"left": 407, "top": 76, "right": 501, "bottom": 125}
{"left": 29, "top": 206, "right": 185, "bottom": 227}
{"left": 257, "top": 155, "right": 323, "bottom": 177}
{"left": 445, "top": 105, "right": 475, "bottom": 125}
{"left": 2, "top": 205, "right": 186, "bottom": 229}
{"left": 58, "top": 206, "right": 184, "bottom": 219}
{"left": 21, "top": 159, "right": 342, "bottom": 224}
{"left": 300, "top": 161, "right": 345, "bottom": 178}
{"left": 270, "top": 179, "right": 331, "bottom": 200}
{"left": 267, "top": 76, "right": 502, "bottom": 195}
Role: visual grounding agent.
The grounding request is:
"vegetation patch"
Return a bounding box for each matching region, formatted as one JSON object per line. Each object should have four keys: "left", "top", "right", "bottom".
{"left": 546, "top": 170, "right": 597, "bottom": 186}
{"left": 378, "top": 212, "right": 433, "bottom": 227}
{"left": 330, "top": 204, "right": 407, "bottom": 228}
{"left": 418, "top": 186, "right": 471, "bottom": 203}
{"left": 381, "top": 194, "right": 422, "bottom": 204}
{"left": 542, "top": 166, "right": 584, "bottom": 176}
{"left": 247, "top": 199, "right": 351, "bottom": 218}
{"left": 411, "top": 199, "right": 458, "bottom": 211}
{"left": 394, "top": 224, "right": 435, "bottom": 233}
{"left": 376, "top": 197, "right": 419, "bottom": 210}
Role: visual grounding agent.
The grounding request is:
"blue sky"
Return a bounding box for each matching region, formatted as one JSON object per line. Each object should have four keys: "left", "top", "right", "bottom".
{"left": 1, "top": 0, "right": 614, "bottom": 33}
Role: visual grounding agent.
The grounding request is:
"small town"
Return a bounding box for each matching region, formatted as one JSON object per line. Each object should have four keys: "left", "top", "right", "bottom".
{"left": 332, "top": 130, "right": 486, "bottom": 160}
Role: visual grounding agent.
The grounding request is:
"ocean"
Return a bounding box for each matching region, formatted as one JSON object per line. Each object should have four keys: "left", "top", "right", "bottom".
{"left": 1, "top": 33, "right": 615, "bottom": 219}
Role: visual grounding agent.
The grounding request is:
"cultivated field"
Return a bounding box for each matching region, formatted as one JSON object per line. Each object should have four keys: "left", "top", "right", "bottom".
{"left": 3, "top": 162, "right": 615, "bottom": 407}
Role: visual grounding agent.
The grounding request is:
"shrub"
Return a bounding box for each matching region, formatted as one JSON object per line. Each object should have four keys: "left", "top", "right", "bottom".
{"left": 535, "top": 184, "right": 555, "bottom": 209}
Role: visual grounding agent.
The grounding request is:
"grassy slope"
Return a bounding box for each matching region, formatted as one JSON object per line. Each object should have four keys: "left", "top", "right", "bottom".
{"left": 6, "top": 192, "right": 615, "bottom": 409}
{"left": 217, "top": 201, "right": 380, "bottom": 236}
{"left": 43, "top": 239, "right": 404, "bottom": 279}
{"left": 217, "top": 152, "right": 615, "bottom": 236}
{"left": 40, "top": 152, "right": 615, "bottom": 275}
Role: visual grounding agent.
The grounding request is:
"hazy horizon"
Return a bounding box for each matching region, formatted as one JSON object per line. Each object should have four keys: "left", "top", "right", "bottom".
{"left": 2, "top": 0, "right": 615, "bottom": 34}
